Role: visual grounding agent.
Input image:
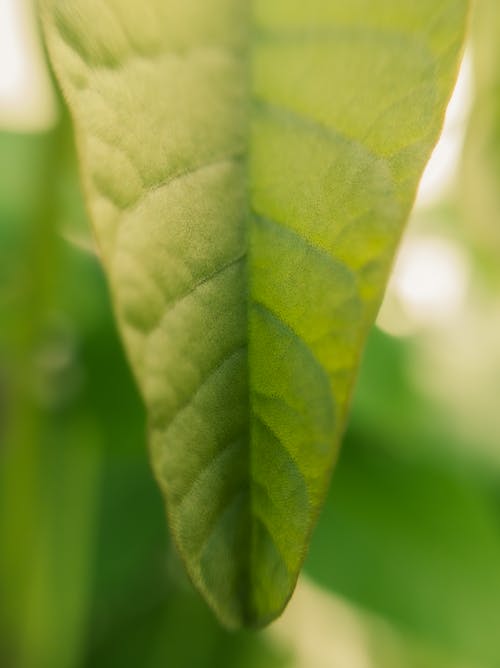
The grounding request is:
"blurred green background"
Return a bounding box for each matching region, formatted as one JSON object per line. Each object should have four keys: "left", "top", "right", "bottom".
{"left": 1, "top": 2, "right": 500, "bottom": 667}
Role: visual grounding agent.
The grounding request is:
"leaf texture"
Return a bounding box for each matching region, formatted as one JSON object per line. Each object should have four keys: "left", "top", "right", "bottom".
{"left": 41, "top": 0, "right": 469, "bottom": 627}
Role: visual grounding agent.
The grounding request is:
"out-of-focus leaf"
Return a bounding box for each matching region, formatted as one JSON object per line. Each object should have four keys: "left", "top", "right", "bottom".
{"left": 0, "top": 127, "right": 102, "bottom": 668}
{"left": 42, "top": 0, "right": 468, "bottom": 626}
{"left": 460, "top": 0, "right": 500, "bottom": 283}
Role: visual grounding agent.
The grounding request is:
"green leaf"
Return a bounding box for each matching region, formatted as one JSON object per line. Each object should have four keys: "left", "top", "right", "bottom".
{"left": 0, "top": 128, "right": 102, "bottom": 668}
{"left": 41, "top": 0, "right": 468, "bottom": 627}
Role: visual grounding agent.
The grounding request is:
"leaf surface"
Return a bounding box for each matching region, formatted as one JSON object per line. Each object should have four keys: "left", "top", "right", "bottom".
{"left": 41, "top": 0, "right": 468, "bottom": 627}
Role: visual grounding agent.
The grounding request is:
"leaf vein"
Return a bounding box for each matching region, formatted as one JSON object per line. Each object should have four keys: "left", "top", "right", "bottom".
{"left": 155, "top": 343, "right": 247, "bottom": 433}
{"left": 251, "top": 411, "right": 310, "bottom": 498}
{"left": 197, "top": 488, "right": 248, "bottom": 559}
{"left": 147, "top": 253, "right": 247, "bottom": 337}
{"left": 252, "top": 210, "right": 356, "bottom": 280}
{"left": 251, "top": 301, "right": 330, "bottom": 393}
{"left": 253, "top": 96, "right": 385, "bottom": 164}
{"left": 176, "top": 436, "right": 246, "bottom": 511}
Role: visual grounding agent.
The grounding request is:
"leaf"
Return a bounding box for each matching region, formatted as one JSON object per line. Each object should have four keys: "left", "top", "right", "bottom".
{"left": 0, "top": 128, "right": 102, "bottom": 668}
{"left": 41, "top": 0, "right": 469, "bottom": 627}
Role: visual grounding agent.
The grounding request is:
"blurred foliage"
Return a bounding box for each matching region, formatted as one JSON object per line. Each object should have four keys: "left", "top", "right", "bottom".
{"left": 307, "top": 330, "right": 500, "bottom": 667}
{"left": 2, "top": 1, "right": 500, "bottom": 666}
{"left": 460, "top": 0, "right": 500, "bottom": 283}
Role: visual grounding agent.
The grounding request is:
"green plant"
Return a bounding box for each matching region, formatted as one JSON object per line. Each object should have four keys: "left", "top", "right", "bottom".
{"left": 39, "top": 0, "right": 469, "bottom": 629}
